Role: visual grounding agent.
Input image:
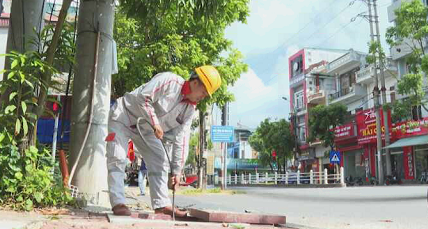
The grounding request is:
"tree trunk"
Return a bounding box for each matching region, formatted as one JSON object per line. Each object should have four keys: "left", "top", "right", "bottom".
{"left": 35, "top": 0, "right": 73, "bottom": 118}
{"left": 68, "top": 0, "right": 114, "bottom": 206}
{"left": 0, "top": 0, "right": 45, "bottom": 107}
{"left": 0, "top": 0, "right": 45, "bottom": 151}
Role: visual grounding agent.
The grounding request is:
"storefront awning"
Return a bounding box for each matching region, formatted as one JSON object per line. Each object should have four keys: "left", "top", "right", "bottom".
{"left": 384, "top": 135, "right": 428, "bottom": 149}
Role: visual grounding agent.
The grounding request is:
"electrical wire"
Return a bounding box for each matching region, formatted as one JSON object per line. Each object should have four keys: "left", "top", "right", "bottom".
{"left": 302, "top": 0, "right": 358, "bottom": 47}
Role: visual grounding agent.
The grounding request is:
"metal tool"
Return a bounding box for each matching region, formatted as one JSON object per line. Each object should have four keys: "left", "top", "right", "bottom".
{"left": 136, "top": 117, "right": 176, "bottom": 221}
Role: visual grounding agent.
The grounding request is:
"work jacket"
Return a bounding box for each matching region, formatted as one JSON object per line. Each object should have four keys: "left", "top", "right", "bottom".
{"left": 111, "top": 72, "right": 195, "bottom": 174}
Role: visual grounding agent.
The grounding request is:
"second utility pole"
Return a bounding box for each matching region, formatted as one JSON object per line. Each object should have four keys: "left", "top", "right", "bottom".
{"left": 367, "top": 0, "right": 384, "bottom": 184}
{"left": 373, "top": 0, "right": 392, "bottom": 176}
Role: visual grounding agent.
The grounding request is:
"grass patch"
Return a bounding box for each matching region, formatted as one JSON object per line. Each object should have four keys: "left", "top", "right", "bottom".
{"left": 177, "top": 188, "right": 246, "bottom": 195}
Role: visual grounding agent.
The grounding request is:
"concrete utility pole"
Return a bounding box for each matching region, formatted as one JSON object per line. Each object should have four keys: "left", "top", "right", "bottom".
{"left": 69, "top": 0, "right": 114, "bottom": 206}
{"left": 367, "top": 0, "right": 384, "bottom": 184}
{"left": 373, "top": 0, "right": 392, "bottom": 176}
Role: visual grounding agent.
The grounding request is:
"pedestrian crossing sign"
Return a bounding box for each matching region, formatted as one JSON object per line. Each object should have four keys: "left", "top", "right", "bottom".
{"left": 329, "top": 151, "right": 341, "bottom": 164}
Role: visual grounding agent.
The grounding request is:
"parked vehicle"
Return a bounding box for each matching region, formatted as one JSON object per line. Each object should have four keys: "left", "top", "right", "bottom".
{"left": 125, "top": 160, "right": 139, "bottom": 186}
{"left": 419, "top": 171, "right": 428, "bottom": 184}
{"left": 345, "top": 176, "right": 363, "bottom": 186}
{"left": 369, "top": 176, "right": 379, "bottom": 185}
{"left": 385, "top": 174, "right": 401, "bottom": 185}
{"left": 180, "top": 174, "right": 198, "bottom": 188}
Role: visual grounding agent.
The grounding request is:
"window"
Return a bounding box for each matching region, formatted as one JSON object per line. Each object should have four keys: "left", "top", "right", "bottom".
{"left": 294, "top": 90, "right": 304, "bottom": 109}
{"left": 299, "top": 126, "right": 306, "bottom": 142}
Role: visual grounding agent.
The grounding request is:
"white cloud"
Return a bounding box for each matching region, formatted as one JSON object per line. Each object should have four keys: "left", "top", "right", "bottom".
{"left": 229, "top": 68, "right": 289, "bottom": 128}
{"left": 224, "top": 0, "right": 393, "bottom": 128}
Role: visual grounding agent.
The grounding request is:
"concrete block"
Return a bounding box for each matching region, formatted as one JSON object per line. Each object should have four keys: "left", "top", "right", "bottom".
{"left": 188, "top": 208, "right": 286, "bottom": 225}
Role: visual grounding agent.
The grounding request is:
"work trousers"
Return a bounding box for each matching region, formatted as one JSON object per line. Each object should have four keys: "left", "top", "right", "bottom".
{"left": 106, "top": 120, "right": 172, "bottom": 209}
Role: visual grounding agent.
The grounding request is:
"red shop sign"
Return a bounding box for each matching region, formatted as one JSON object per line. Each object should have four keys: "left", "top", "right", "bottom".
{"left": 334, "top": 123, "right": 355, "bottom": 140}
{"left": 392, "top": 117, "right": 428, "bottom": 139}
{"left": 356, "top": 108, "right": 391, "bottom": 145}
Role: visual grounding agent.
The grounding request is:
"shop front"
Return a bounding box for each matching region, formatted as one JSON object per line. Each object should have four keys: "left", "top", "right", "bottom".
{"left": 356, "top": 109, "right": 391, "bottom": 181}
{"left": 386, "top": 118, "right": 428, "bottom": 181}
{"left": 334, "top": 122, "right": 363, "bottom": 179}
{"left": 297, "top": 146, "right": 317, "bottom": 173}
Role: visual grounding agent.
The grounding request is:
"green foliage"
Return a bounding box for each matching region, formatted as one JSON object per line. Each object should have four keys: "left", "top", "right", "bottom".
{"left": 40, "top": 22, "right": 76, "bottom": 71}
{"left": 0, "top": 51, "right": 58, "bottom": 145}
{"left": 113, "top": 0, "right": 249, "bottom": 111}
{"left": 308, "top": 104, "right": 347, "bottom": 150}
{"left": 386, "top": 0, "right": 428, "bottom": 50}
{"left": 249, "top": 119, "right": 295, "bottom": 172}
{"left": 0, "top": 130, "right": 74, "bottom": 210}
{"left": 366, "top": 41, "right": 387, "bottom": 66}
{"left": 0, "top": 51, "right": 72, "bottom": 211}
{"left": 386, "top": 0, "right": 428, "bottom": 117}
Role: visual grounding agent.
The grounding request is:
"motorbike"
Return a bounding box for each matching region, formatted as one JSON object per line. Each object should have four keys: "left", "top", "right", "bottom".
{"left": 385, "top": 174, "right": 401, "bottom": 185}
{"left": 345, "top": 176, "right": 363, "bottom": 186}
{"left": 419, "top": 171, "right": 428, "bottom": 184}
{"left": 369, "top": 176, "right": 379, "bottom": 185}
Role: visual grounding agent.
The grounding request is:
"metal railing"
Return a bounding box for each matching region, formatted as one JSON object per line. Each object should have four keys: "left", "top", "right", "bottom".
{"left": 328, "top": 87, "right": 353, "bottom": 100}
{"left": 226, "top": 167, "right": 345, "bottom": 186}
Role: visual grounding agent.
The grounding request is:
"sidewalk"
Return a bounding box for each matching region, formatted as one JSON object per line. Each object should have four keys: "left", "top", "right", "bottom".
{"left": 0, "top": 187, "right": 297, "bottom": 229}
{"left": 0, "top": 208, "right": 296, "bottom": 229}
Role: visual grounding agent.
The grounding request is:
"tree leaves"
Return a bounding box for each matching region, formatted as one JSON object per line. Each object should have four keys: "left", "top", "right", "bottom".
{"left": 249, "top": 119, "right": 295, "bottom": 172}
{"left": 113, "top": 0, "right": 249, "bottom": 111}
{"left": 386, "top": 0, "right": 428, "bottom": 117}
{"left": 308, "top": 104, "right": 347, "bottom": 150}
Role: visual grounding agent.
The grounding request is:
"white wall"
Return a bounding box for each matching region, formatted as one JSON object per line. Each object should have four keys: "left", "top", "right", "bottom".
{"left": 305, "top": 49, "right": 347, "bottom": 67}
{"left": 239, "top": 141, "right": 254, "bottom": 159}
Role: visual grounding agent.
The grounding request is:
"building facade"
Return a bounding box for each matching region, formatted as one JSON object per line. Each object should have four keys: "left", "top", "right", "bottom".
{"left": 288, "top": 48, "right": 349, "bottom": 175}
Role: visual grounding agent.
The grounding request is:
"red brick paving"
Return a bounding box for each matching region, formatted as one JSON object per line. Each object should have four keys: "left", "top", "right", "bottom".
{"left": 189, "top": 208, "right": 286, "bottom": 225}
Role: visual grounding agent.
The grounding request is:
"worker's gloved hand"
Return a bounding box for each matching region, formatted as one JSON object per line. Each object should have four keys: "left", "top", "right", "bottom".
{"left": 153, "top": 124, "right": 164, "bottom": 139}
{"left": 168, "top": 173, "right": 181, "bottom": 191}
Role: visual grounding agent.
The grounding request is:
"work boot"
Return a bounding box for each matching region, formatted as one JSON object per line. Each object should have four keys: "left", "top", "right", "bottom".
{"left": 112, "top": 204, "right": 131, "bottom": 216}
{"left": 154, "top": 206, "right": 188, "bottom": 218}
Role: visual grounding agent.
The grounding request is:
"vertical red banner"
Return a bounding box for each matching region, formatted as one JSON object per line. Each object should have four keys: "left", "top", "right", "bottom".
{"left": 403, "top": 146, "right": 415, "bottom": 180}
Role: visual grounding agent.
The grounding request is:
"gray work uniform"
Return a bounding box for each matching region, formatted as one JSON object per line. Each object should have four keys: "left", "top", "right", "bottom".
{"left": 106, "top": 72, "right": 195, "bottom": 209}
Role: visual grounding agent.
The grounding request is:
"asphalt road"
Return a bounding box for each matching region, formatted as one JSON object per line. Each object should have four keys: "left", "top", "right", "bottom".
{"left": 168, "top": 185, "right": 428, "bottom": 229}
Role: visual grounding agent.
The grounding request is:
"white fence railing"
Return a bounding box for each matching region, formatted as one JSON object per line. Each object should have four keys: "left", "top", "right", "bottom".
{"left": 226, "top": 167, "right": 345, "bottom": 185}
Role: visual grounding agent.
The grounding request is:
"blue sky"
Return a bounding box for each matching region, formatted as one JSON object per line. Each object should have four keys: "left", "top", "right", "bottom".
{"left": 224, "top": 0, "right": 392, "bottom": 128}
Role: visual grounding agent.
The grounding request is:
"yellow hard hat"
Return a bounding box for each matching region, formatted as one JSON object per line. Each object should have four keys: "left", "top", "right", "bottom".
{"left": 195, "top": 65, "right": 222, "bottom": 96}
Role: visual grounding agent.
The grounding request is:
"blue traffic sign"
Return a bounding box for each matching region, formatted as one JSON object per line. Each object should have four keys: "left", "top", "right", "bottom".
{"left": 211, "top": 126, "right": 234, "bottom": 143}
{"left": 329, "top": 151, "right": 341, "bottom": 164}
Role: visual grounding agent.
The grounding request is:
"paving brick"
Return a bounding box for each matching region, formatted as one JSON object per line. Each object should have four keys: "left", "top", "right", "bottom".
{"left": 188, "top": 208, "right": 286, "bottom": 225}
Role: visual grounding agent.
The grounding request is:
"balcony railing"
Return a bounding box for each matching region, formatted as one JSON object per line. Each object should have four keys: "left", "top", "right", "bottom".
{"left": 329, "top": 87, "right": 353, "bottom": 100}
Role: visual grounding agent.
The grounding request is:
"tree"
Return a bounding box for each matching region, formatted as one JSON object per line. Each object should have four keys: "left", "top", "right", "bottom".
{"left": 386, "top": 0, "right": 428, "bottom": 121}
{"left": 114, "top": 0, "right": 249, "bottom": 188}
{"left": 307, "top": 104, "right": 348, "bottom": 151}
{"left": 249, "top": 119, "right": 295, "bottom": 173}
